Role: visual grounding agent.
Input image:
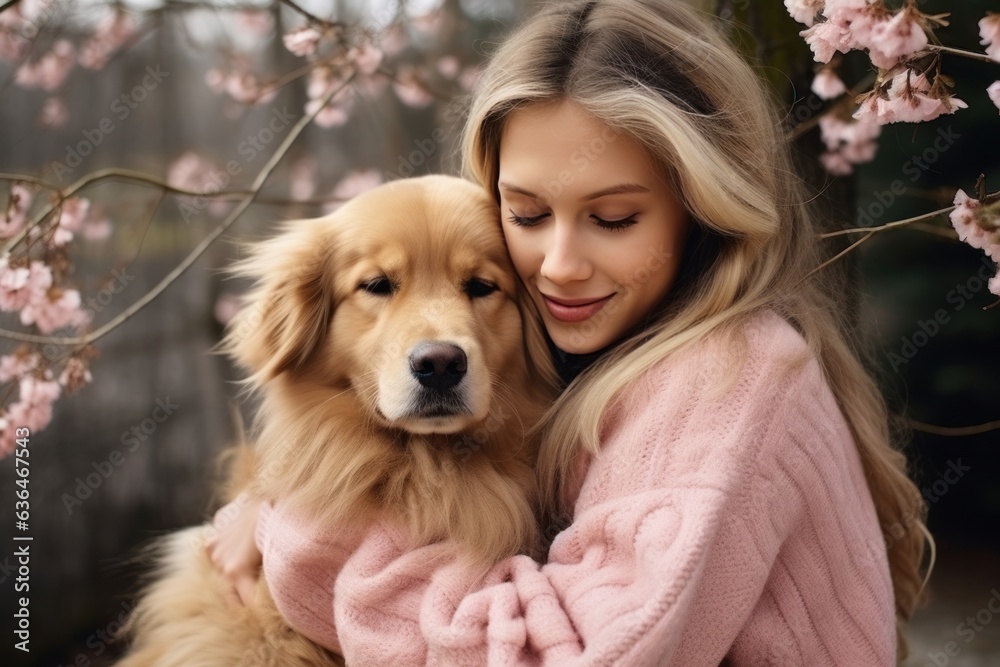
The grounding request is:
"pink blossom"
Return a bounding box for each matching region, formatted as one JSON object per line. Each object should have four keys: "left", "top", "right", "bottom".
{"left": 411, "top": 8, "right": 445, "bottom": 35}
{"left": 58, "top": 357, "right": 92, "bottom": 390}
{"left": 0, "top": 259, "right": 50, "bottom": 313}
{"left": 224, "top": 71, "right": 275, "bottom": 105}
{"left": 392, "top": 67, "right": 434, "bottom": 108}
{"left": 79, "top": 11, "right": 137, "bottom": 70}
{"left": 436, "top": 55, "right": 460, "bottom": 79}
{"left": 820, "top": 150, "right": 853, "bottom": 175}
{"left": 348, "top": 42, "right": 384, "bottom": 76}
{"left": 21, "top": 287, "right": 91, "bottom": 334}
{"left": 214, "top": 292, "right": 241, "bottom": 326}
{"left": 283, "top": 26, "right": 322, "bottom": 57}
{"left": 980, "top": 13, "right": 1000, "bottom": 63}
{"left": 234, "top": 10, "right": 273, "bottom": 38}
{"left": 6, "top": 376, "right": 61, "bottom": 433}
{"left": 19, "top": 0, "right": 56, "bottom": 23}
{"left": 0, "top": 417, "right": 13, "bottom": 458}
{"left": 377, "top": 24, "right": 408, "bottom": 58}
{"left": 306, "top": 69, "right": 355, "bottom": 127}
{"left": 949, "top": 190, "right": 1000, "bottom": 263}
{"left": 853, "top": 68, "right": 967, "bottom": 125}
{"left": 784, "top": 0, "right": 823, "bottom": 27}
{"left": 290, "top": 157, "right": 318, "bottom": 200}
{"left": 800, "top": 20, "right": 854, "bottom": 63}
{"left": 458, "top": 66, "right": 482, "bottom": 93}
{"left": 812, "top": 68, "right": 847, "bottom": 99}
{"left": 988, "top": 81, "right": 1000, "bottom": 113}
{"left": 39, "top": 96, "right": 68, "bottom": 128}
{"left": 2, "top": 183, "right": 32, "bottom": 238}
{"left": 16, "top": 38, "right": 75, "bottom": 91}
{"left": 82, "top": 218, "right": 112, "bottom": 240}
{"left": 204, "top": 67, "right": 226, "bottom": 92}
{"left": 58, "top": 197, "right": 90, "bottom": 232}
{"left": 0, "top": 352, "right": 41, "bottom": 383}
{"left": 869, "top": 7, "right": 927, "bottom": 60}
{"left": 817, "top": 114, "right": 880, "bottom": 174}
{"left": 305, "top": 90, "right": 353, "bottom": 127}
{"left": 0, "top": 29, "right": 30, "bottom": 62}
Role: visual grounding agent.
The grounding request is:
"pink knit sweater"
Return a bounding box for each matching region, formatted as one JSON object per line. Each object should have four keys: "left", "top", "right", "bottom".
{"left": 233, "top": 311, "right": 897, "bottom": 665}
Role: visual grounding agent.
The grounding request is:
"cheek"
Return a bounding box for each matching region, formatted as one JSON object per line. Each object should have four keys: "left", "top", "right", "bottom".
{"left": 502, "top": 230, "right": 536, "bottom": 282}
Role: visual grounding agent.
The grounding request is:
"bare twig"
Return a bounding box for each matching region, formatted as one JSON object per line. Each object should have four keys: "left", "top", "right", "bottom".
{"left": 818, "top": 205, "right": 955, "bottom": 239}
{"left": 924, "top": 44, "right": 997, "bottom": 64}
{"left": 909, "top": 418, "right": 1000, "bottom": 436}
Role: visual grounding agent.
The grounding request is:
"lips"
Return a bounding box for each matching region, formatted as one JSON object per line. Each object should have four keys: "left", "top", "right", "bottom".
{"left": 541, "top": 293, "right": 614, "bottom": 307}
{"left": 541, "top": 292, "right": 616, "bottom": 323}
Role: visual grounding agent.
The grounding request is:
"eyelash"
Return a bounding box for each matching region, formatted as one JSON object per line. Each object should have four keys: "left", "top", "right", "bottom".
{"left": 506, "top": 211, "right": 637, "bottom": 232}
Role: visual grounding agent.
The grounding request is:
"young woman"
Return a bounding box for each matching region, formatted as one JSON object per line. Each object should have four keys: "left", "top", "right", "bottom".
{"left": 207, "top": 0, "right": 933, "bottom": 663}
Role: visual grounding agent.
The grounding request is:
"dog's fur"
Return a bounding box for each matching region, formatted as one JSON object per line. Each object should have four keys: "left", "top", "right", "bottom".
{"left": 115, "top": 175, "right": 560, "bottom": 666}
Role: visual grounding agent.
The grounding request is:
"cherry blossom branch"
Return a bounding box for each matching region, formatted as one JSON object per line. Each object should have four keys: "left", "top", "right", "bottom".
{"left": 0, "top": 73, "right": 355, "bottom": 347}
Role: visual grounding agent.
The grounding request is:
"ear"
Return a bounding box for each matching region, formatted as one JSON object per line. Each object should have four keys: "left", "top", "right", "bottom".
{"left": 214, "top": 218, "right": 335, "bottom": 386}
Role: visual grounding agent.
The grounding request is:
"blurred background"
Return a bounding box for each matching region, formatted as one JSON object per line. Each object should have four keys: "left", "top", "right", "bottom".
{"left": 0, "top": 0, "right": 997, "bottom": 665}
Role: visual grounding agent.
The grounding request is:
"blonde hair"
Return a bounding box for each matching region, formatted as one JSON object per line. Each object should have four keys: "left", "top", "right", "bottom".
{"left": 456, "top": 0, "right": 932, "bottom": 660}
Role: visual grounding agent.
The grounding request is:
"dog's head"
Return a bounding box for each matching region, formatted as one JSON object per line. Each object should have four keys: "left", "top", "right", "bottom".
{"left": 217, "top": 174, "right": 558, "bottom": 436}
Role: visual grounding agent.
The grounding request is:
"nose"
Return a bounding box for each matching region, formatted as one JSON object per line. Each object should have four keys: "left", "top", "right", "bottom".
{"left": 409, "top": 342, "right": 467, "bottom": 391}
{"left": 539, "top": 218, "right": 591, "bottom": 284}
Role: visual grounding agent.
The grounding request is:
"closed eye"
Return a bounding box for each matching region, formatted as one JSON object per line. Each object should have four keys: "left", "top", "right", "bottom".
{"left": 506, "top": 210, "right": 637, "bottom": 232}
{"left": 359, "top": 276, "right": 396, "bottom": 295}
{"left": 464, "top": 277, "right": 498, "bottom": 298}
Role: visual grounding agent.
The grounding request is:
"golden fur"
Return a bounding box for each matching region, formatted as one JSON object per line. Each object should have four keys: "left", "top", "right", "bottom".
{"left": 115, "top": 174, "right": 560, "bottom": 666}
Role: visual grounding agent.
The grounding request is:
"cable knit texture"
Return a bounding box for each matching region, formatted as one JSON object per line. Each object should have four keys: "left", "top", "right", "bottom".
{"left": 232, "top": 310, "right": 896, "bottom": 666}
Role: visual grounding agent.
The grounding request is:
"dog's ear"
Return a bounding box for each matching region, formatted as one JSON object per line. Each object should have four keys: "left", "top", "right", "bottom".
{"left": 213, "top": 218, "right": 335, "bottom": 387}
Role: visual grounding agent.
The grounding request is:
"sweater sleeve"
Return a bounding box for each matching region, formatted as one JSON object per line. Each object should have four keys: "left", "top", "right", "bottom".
{"left": 329, "top": 326, "right": 895, "bottom": 666}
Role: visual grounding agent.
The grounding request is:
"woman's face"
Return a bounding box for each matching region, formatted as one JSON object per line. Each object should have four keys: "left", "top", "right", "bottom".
{"left": 498, "top": 99, "right": 692, "bottom": 354}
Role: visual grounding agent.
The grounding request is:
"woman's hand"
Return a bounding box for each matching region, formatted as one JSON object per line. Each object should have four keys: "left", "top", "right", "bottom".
{"left": 204, "top": 494, "right": 263, "bottom": 607}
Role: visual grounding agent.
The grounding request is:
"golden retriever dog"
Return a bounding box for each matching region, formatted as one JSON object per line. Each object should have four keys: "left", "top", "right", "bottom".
{"left": 114, "top": 174, "right": 560, "bottom": 666}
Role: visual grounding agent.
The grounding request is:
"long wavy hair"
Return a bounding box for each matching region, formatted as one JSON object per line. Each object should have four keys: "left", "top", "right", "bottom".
{"left": 455, "top": 0, "right": 933, "bottom": 660}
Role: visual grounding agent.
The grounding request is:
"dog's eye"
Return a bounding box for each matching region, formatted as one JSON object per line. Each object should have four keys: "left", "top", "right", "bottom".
{"left": 360, "top": 277, "right": 395, "bottom": 295}
{"left": 464, "top": 278, "right": 498, "bottom": 299}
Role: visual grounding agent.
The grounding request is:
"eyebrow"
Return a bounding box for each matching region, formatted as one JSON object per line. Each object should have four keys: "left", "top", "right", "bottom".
{"left": 498, "top": 181, "right": 650, "bottom": 201}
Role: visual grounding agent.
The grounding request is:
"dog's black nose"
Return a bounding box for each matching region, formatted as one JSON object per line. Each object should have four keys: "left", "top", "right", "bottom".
{"left": 409, "top": 342, "right": 467, "bottom": 391}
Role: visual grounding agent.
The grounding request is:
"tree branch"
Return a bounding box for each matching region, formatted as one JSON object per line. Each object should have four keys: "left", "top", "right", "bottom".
{"left": 0, "top": 73, "right": 356, "bottom": 347}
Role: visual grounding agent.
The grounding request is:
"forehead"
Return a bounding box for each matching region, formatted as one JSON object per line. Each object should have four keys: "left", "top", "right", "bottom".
{"left": 330, "top": 180, "right": 515, "bottom": 290}
{"left": 498, "top": 101, "right": 657, "bottom": 196}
